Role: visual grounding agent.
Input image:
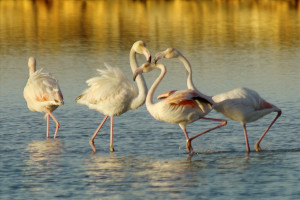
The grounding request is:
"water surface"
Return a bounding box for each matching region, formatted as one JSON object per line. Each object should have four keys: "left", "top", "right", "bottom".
{"left": 0, "top": 0, "right": 300, "bottom": 199}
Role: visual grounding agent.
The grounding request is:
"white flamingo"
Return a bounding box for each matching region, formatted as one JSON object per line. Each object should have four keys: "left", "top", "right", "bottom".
{"left": 133, "top": 63, "right": 227, "bottom": 154}
{"left": 155, "top": 48, "right": 282, "bottom": 153}
{"left": 76, "top": 40, "right": 151, "bottom": 152}
{"left": 24, "top": 57, "right": 64, "bottom": 138}
{"left": 212, "top": 88, "right": 281, "bottom": 152}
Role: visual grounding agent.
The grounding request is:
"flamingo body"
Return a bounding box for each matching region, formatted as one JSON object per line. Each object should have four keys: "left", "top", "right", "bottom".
{"left": 24, "top": 57, "right": 63, "bottom": 138}
{"left": 24, "top": 69, "right": 63, "bottom": 113}
{"left": 76, "top": 40, "right": 151, "bottom": 152}
{"left": 149, "top": 89, "right": 213, "bottom": 126}
{"left": 212, "top": 87, "right": 279, "bottom": 124}
{"left": 76, "top": 64, "right": 138, "bottom": 116}
{"left": 134, "top": 63, "right": 226, "bottom": 154}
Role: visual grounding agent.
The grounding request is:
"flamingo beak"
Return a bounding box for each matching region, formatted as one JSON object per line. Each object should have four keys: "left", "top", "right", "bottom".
{"left": 144, "top": 49, "right": 151, "bottom": 63}
{"left": 148, "top": 55, "right": 152, "bottom": 63}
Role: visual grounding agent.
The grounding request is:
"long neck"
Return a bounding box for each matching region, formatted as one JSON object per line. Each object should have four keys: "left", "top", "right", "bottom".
{"left": 146, "top": 65, "right": 166, "bottom": 107}
{"left": 178, "top": 55, "right": 196, "bottom": 91}
{"left": 28, "top": 57, "right": 36, "bottom": 76}
{"left": 178, "top": 54, "right": 213, "bottom": 101}
{"left": 129, "top": 48, "right": 148, "bottom": 109}
{"left": 28, "top": 64, "right": 36, "bottom": 76}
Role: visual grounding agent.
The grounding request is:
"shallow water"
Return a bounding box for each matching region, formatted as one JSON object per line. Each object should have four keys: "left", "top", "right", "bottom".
{"left": 1, "top": 0, "right": 300, "bottom": 199}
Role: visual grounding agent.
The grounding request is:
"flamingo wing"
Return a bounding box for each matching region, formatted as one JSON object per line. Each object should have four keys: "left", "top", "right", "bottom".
{"left": 24, "top": 69, "right": 63, "bottom": 111}
{"left": 212, "top": 87, "right": 278, "bottom": 123}
{"left": 157, "top": 90, "right": 177, "bottom": 100}
{"left": 213, "top": 88, "right": 262, "bottom": 110}
{"left": 164, "top": 90, "right": 212, "bottom": 109}
{"left": 76, "top": 64, "right": 138, "bottom": 115}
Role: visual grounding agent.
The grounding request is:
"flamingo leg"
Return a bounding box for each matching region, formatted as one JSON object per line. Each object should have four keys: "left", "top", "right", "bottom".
{"left": 44, "top": 107, "right": 60, "bottom": 139}
{"left": 110, "top": 116, "right": 114, "bottom": 152}
{"left": 185, "top": 117, "right": 226, "bottom": 154}
{"left": 46, "top": 114, "right": 50, "bottom": 138}
{"left": 89, "top": 115, "right": 108, "bottom": 152}
{"left": 189, "top": 117, "right": 227, "bottom": 142}
{"left": 254, "top": 110, "right": 282, "bottom": 152}
{"left": 243, "top": 124, "right": 251, "bottom": 153}
{"left": 182, "top": 129, "right": 194, "bottom": 153}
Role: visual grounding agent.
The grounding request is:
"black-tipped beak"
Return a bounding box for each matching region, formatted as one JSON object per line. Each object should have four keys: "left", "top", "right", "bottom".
{"left": 143, "top": 48, "right": 151, "bottom": 64}
{"left": 133, "top": 74, "right": 137, "bottom": 81}
{"left": 147, "top": 55, "right": 152, "bottom": 63}
{"left": 133, "top": 68, "right": 142, "bottom": 81}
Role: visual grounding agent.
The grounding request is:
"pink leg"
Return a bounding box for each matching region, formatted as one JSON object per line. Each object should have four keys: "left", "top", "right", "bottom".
{"left": 110, "top": 116, "right": 114, "bottom": 152}
{"left": 254, "top": 110, "right": 282, "bottom": 152}
{"left": 182, "top": 129, "right": 194, "bottom": 153}
{"left": 243, "top": 124, "right": 251, "bottom": 153}
{"left": 44, "top": 107, "right": 60, "bottom": 139}
{"left": 89, "top": 115, "right": 108, "bottom": 152}
{"left": 184, "top": 118, "right": 227, "bottom": 153}
{"left": 189, "top": 117, "right": 227, "bottom": 141}
{"left": 46, "top": 114, "right": 50, "bottom": 138}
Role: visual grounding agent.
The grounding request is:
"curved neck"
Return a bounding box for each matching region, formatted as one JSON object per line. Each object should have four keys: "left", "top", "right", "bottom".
{"left": 178, "top": 54, "right": 213, "bottom": 101}
{"left": 146, "top": 65, "right": 166, "bottom": 107}
{"left": 178, "top": 55, "right": 196, "bottom": 91}
{"left": 129, "top": 48, "right": 148, "bottom": 109}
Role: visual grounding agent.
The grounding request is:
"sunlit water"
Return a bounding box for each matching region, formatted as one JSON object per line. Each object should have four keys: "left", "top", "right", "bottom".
{"left": 0, "top": 0, "right": 300, "bottom": 199}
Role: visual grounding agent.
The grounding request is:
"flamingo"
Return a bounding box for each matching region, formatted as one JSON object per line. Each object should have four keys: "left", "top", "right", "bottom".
{"left": 154, "top": 48, "right": 282, "bottom": 153}
{"left": 23, "top": 57, "right": 64, "bottom": 138}
{"left": 153, "top": 48, "right": 227, "bottom": 153}
{"left": 76, "top": 40, "right": 151, "bottom": 152}
{"left": 133, "top": 63, "right": 227, "bottom": 154}
{"left": 212, "top": 88, "right": 282, "bottom": 153}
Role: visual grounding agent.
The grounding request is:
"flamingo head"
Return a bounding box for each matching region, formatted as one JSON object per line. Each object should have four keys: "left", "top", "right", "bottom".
{"left": 154, "top": 48, "right": 181, "bottom": 63}
{"left": 132, "top": 40, "right": 151, "bottom": 63}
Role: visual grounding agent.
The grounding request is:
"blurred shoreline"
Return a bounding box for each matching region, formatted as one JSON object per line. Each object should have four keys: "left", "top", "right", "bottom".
{"left": 1, "top": 0, "right": 299, "bottom": 53}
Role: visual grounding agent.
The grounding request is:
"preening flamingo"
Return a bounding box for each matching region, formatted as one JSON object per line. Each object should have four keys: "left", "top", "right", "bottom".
{"left": 154, "top": 48, "right": 281, "bottom": 153}
{"left": 24, "top": 57, "right": 64, "bottom": 138}
{"left": 133, "top": 63, "right": 227, "bottom": 154}
{"left": 76, "top": 40, "right": 151, "bottom": 152}
{"left": 212, "top": 88, "right": 281, "bottom": 153}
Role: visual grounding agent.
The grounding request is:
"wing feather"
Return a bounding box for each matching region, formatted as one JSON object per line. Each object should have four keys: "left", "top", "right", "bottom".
{"left": 163, "top": 89, "right": 213, "bottom": 113}
{"left": 26, "top": 68, "right": 63, "bottom": 104}
{"left": 76, "top": 64, "right": 137, "bottom": 106}
{"left": 157, "top": 90, "right": 177, "bottom": 100}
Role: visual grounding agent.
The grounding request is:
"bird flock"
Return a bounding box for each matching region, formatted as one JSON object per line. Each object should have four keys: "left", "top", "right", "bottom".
{"left": 23, "top": 40, "right": 282, "bottom": 155}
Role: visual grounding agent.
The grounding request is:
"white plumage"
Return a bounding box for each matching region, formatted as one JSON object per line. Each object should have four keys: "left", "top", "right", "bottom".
{"left": 76, "top": 40, "right": 151, "bottom": 152}
{"left": 133, "top": 63, "right": 227, "bottom": 154}
{"left": 24, "top": 57, "right": 63, "bottom": 138}
{"left": 154, "top": 48, "right": 281, "bottom": 153}
{"left": 213, "top": 87, "right": 278, "bottom": 123}
{"left": 153, "top": 48, "right": 227, "bottom": 154}
{"left": 212, "top": 87, "right": 281, "bottom": 152}
{"left": 77, "top": 64, "right": 137, "bottom": 116}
